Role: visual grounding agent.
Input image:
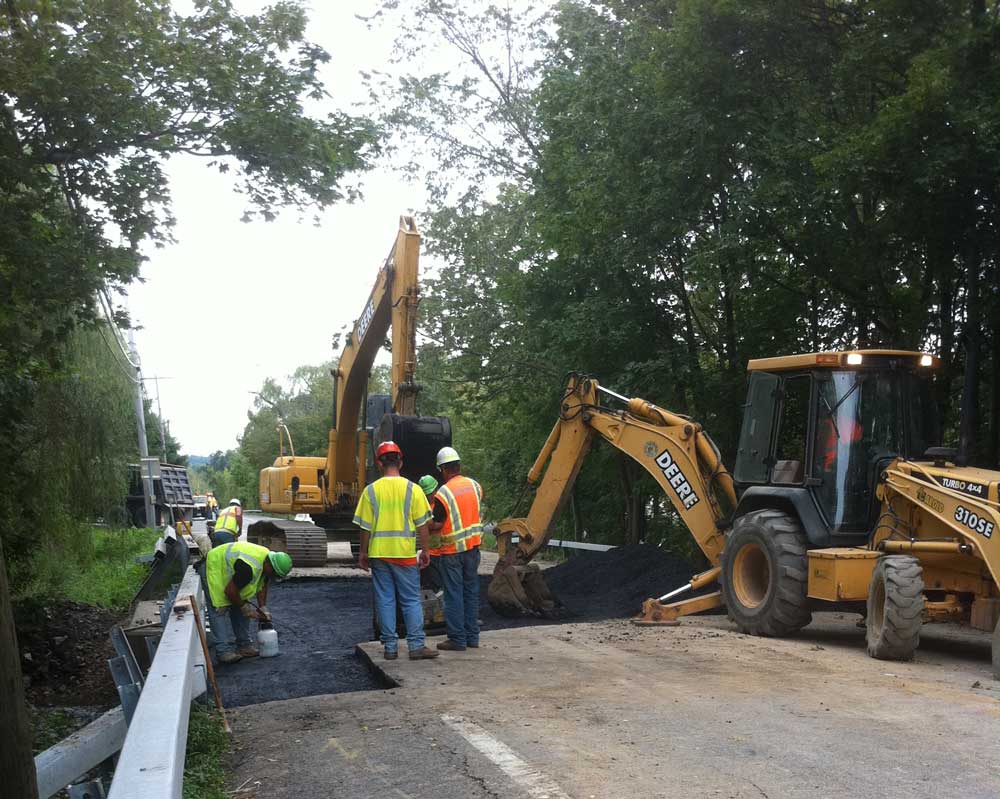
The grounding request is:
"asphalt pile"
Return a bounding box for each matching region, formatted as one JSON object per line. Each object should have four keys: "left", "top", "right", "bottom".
{"left": 479, "top": 544, "right": 701, "bottom": 629}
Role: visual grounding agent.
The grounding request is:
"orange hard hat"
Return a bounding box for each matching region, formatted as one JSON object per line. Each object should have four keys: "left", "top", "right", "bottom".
{"left": 375, "top": 440, "right": 402, "bottom": 459}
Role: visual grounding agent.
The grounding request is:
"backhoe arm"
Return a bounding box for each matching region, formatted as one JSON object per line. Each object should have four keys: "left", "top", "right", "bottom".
{"left": 489, "top": 374, "right": 737, "bottom": 618}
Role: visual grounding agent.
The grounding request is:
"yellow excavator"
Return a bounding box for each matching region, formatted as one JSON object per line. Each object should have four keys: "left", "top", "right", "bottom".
{"left": 490, "top": 353, "right": 1000, "bottom": 677}
{"left": 250, "top": 217, "right": 452, "bottom": 565}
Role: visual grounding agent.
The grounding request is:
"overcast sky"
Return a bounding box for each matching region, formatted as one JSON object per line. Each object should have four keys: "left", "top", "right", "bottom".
{"left": 129, "top": 2, "right": 433, "bottom": 455}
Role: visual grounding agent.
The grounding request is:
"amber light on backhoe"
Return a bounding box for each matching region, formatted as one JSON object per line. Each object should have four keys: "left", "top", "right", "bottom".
{"left": 815, "top": 353, "right": 840, "bottom": 365}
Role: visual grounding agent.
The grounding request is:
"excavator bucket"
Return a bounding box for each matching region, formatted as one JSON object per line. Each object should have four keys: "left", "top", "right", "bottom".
{"left": 487, "top": 561, "right": 562, "bottom": 618}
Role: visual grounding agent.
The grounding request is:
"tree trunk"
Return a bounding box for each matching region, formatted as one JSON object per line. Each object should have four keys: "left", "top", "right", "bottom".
{"left": 0, "top": 537, "right": 38, "bottom": 798}
{"left": 958, "top": 249, "right": 981, "bottom": 464}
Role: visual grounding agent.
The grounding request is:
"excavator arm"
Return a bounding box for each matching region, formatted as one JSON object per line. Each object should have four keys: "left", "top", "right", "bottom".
{"left": 488, "top": 374, "right": 737, "bottom": 621}
{"left": 327, "top": 215, "right": 422, "bottom": 501}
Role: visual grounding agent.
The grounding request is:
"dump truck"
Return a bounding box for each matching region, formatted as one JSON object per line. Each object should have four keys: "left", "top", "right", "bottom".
{"left": 491, "top": 353, "right": 1000, "bottom": 677}
{"left": 125, "top": 460, "right": 195, "bottom": 527}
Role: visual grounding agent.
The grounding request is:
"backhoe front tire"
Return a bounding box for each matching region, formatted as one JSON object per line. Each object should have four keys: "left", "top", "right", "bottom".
{"left": 866, "top": 555, "right": 924, "bottom": 662}
{"left": 721, "top": 510, "right": 811, "bottom": 636}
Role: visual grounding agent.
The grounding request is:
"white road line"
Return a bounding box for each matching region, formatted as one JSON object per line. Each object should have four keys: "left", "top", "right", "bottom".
{"left": 441, "top": 713, "right": 572, "bottom": 799}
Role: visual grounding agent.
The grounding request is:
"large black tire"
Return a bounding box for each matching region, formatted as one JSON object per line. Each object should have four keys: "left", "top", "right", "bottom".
{"left": 721, "top": 509, "right": 812, "bottom": 636}
{"left": 866, "top": 555, "right": 924, "bottom": 661}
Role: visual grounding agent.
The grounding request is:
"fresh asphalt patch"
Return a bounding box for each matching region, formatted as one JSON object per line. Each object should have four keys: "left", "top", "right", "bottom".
{"left": 214, "top": 578, "right": 384, "bottom": 708}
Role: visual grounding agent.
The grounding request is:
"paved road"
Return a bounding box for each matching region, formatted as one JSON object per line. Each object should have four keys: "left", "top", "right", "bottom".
{"left": 225, "top": 611, "right": 1000, "bottom": 799}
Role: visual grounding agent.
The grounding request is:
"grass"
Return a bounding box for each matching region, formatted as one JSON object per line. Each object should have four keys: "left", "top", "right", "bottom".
{"left": 183, "top": 705, "right": 230, "bottom": 799}
{"left": 17, "top": 526, "right": 162, "bottom": 610}
{"left": 30, "top": 707, "right": 80, "bottom": 754}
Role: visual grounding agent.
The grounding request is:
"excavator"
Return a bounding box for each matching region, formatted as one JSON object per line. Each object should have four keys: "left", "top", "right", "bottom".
{"left": 490, "top": 353, "right": 1000, "bottom": 677}
{"left": 249, "top": 217, "right": 452, "bottom": 565}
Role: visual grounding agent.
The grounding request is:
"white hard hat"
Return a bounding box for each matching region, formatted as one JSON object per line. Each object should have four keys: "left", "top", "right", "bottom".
{"left": 229, "top": 498, "right": 242, "bottom": 507}
{"left": 436, "top": 446, "right": 460, "bottom": 467}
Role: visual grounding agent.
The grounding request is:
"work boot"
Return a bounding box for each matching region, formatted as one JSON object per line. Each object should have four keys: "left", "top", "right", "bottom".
{"left": 467, "top": 641, "right": 480, "bottom": 649}
{"left": 237, "top": 646, "right": 260, "bottom": 658}
{"left": 218, "top": 651, "right": 242, "bottom": 664}
{"left": 436, "top": 639, "right": 466, "bottom": 652}
{"left": 409, "top": 647, "right": 440, "bottom": 660}
{"left": 384, "top": 650, "right": 398, "bottom": 660}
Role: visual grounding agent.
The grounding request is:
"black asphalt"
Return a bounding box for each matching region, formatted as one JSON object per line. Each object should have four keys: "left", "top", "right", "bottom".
{"left": 214, "top": 578, "right": 382, "bottom": 708}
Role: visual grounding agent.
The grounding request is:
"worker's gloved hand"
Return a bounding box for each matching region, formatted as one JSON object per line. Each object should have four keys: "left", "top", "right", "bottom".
{"left": 258, "top": 605, "right": 272, "bottom": 622}
{"left": 417, "top": 549, "right": 430, "bottom": 569}
{"left": 239, "top": 602, "right": 257, "bottom": 619}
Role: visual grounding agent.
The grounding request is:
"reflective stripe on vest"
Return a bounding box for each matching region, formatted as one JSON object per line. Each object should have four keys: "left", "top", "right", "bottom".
{"left": 205, "top": 541, "right": 268, "bottom": 607}
{"left": 367, "top": 479, "right": 418, "bottom": 559}
{"left": 438, "top": 476, "right": 483, "bottom": 554}
{"left": 216, "top": 506, "right": 240, "bottom": 534}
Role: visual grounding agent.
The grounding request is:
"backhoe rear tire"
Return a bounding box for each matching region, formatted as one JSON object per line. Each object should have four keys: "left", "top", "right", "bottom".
{"left": 866, "top": 555, "right": 923, "bottom": 662}
{"left": 721, "top": 509, "right": 811, "bottom": 636}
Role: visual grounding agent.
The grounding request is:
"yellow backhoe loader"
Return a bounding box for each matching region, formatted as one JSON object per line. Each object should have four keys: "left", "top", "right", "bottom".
{"left": 490, "top": 353, "right": 1000, "bottom": 677}
{"left": 249, "top": 217, "right": 452, "bottom": 565}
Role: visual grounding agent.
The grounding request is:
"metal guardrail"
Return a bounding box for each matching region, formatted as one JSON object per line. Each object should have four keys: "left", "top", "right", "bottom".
{"left": 107, "top": 566, "right": 206, "bottom": 799}
{"left": 34, "top": 562, "right": 207, "bottom": 799}
{"left": 509, "top": 535, "right": 616, "bottom": 552}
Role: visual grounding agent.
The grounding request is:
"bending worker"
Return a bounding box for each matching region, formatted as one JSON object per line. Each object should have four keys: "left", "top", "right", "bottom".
{"left": 430, "top": 447, "right": 484, "bottom": 652}
{"left": 213, "top": 498, "right": 243, "bottom": 546}
{"left": 204, "top": 540, "right": 292, "bottom": 664}
{"left": 353, "top": 441, "right": 439, "bottom": 661}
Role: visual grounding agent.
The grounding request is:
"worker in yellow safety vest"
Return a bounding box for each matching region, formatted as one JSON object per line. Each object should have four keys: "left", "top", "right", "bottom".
{"left": 429, "top": 447, "right": 484, "bottom": 651}
{"left": 212, "top": 498, "right": 243, "bottom": 546}
{"left": 353, "top": 441, "right": 439, "bottom": 662}
{"left": 203, "top": 541, "right": 292, "bottom": 664}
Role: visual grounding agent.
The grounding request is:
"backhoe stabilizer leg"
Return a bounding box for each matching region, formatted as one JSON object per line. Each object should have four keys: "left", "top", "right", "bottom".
{"left": 631, "top": 591, "right": 723, "bottom": 626}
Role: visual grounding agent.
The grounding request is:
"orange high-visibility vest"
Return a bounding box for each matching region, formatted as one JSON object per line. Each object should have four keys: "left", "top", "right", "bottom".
{"left": 437, "top": 475, "right": 483, "bottom": 555}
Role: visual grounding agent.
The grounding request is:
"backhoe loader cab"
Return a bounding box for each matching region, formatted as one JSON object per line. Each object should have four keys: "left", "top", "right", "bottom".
{"left": 733, "top": 350, "right": 941, "bottom": 548}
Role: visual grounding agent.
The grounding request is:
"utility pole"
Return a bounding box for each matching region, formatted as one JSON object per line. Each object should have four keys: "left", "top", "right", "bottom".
{"left": 154, "top": 375, "right": 167, "bottom": 461}
{"left": 129, "top": 330, "right": 156, "bottom": 527}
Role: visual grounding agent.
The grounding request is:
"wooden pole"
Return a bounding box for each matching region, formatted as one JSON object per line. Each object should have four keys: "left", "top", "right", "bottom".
{"left": 0, "top": 537, "right": 39, "bottom": 797}
{"left": 188, "top": 594, "right": 232, "bottom": 735}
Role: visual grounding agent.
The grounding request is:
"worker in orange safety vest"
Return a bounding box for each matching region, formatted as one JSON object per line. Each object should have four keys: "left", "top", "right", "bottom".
{"left": 428, "top": 447, "right": 484, "bottom": 651}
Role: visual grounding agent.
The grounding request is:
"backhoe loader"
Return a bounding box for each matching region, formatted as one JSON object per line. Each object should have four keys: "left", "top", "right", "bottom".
{"left": 490, "top": 353, "right": 1000, "bottom": 676}
{"left": 249, "top": 217, "right": 451, "bottom": 565}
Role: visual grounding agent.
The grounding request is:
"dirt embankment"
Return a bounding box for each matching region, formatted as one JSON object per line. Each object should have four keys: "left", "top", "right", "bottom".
{"left": 15, "top": 599, "right": 121, "bottom": 707}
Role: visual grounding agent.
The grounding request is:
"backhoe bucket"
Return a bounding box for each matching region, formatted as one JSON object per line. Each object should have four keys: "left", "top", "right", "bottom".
{"left": 487, "top": 559, "right": 562, "bottom": 618}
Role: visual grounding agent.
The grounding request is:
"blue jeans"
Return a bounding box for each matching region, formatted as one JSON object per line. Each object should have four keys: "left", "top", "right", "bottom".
{"left": 371, "top": 558, "right": 426, "bottom": 653}
{"left": 204, "top": 594, "right": 251, "bottom": 658}
{"left": 440, "top": 547, "right": 480, "bottom": 647}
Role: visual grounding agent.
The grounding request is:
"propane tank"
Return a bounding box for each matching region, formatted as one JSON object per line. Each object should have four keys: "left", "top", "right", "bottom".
{"left": 257, "top": 621, "right": 279, "bottom": 658}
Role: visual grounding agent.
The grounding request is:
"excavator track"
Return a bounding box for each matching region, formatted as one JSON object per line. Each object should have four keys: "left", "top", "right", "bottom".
{"left": 247, "top": 520, "right": 328, "bottom": 568}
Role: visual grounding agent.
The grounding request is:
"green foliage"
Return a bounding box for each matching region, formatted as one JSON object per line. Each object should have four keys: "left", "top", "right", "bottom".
{"left": 17, "top": 526, "right": 161, "bottom": 610}
{"left": 366, "top": 0, "right": 1000, "bottom": 551}
{"left": 1, "top": 0, "right": 378, "bottom": 572}
{"left": 30, "top": 708, "right": 79, "bottom": 754}
{"left": 183, "top": 705, "right": 230, "bottom": 799}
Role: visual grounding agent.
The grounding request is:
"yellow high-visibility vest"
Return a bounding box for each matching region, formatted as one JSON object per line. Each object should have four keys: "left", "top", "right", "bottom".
{"left": 353, "top": 476, "right": 431, "bottom": 559}
{"left": 205, "top": 541, "right": 269, "bottom": 608}
{"left": 216, "top": 506, "right": 240, "bottom": 534}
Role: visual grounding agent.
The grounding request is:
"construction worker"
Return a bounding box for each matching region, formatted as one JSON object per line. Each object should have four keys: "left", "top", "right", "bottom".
{"left": 213, "top": 498, "right": 243, "bottom": 546}
{"left": 418, "top": 475, "right": 443, "bottom": 591}
{"left": 353, "top": 441, "right": 439, "bottom": 661}
{"left": 430, "top": 446, "right": 484, "bottom": 652}
{"left": 206, "top": 492, "right": 219, "bottom": 520}
{"left": 204, "top": 540, "right": 292, "bottom": 664}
